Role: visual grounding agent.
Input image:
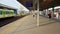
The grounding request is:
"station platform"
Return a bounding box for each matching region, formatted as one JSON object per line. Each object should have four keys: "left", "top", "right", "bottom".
{"left": 0, "top": 15, "right": 60, "bottom": 34}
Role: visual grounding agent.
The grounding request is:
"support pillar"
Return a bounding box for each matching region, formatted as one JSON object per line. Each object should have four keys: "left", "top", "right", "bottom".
{"left": 37, "top": 0, "right": 39, "bottom": 26}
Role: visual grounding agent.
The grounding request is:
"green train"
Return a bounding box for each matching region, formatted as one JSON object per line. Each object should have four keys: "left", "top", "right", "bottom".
{"left": 0, "top": 9, "right": 16, "bottom": 18}
{"left": 0, "top": 6, "right": 28, "bottom": 18}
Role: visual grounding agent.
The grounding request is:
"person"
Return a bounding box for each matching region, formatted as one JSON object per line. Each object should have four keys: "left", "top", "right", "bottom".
{"left": 48, "top": 11, "right": 52, "bottom": 19}
{"left": 33, "top": 14, "right": 35, "bottom": 17}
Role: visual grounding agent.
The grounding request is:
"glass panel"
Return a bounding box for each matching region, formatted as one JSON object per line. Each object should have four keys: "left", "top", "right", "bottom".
{"left": 6, "top": 11, "right": 9, "bottom": 14}
{"left": 0, "top": 9, "right": 2, "bottom": 15}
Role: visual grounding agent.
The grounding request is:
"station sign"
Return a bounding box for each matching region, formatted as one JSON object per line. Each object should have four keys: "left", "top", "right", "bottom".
{"left": 26, "top": 3, "right": 33, "bottom": 7}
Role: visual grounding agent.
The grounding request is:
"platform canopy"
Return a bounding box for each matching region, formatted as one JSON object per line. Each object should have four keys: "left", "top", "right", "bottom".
{"left": 0, "top": 3, "right": 18, "bottom": 10}
{"left": 0, "top": 0, "right": 20, "bottom": 9}
{"left": 0, "top": 0, "right": 29, "bottom": 11}
{"left": 17, "top": 0, "right": 60, "bottom": 11}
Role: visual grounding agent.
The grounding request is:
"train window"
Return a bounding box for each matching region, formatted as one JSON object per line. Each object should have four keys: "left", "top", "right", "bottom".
{"left": 12, "top": 12, "right": 14, "bottom": 14}
{"left": 0, "top": 10, "right": 2, "bottom": 15}
{"left": 12, "top": 12, "right": 15, "bottom": 14}
{"left": 6, "top": 11, "right": 9, "bottom": 14}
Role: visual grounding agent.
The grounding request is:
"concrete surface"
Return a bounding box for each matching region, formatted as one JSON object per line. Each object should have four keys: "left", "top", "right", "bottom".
{"left": 0, "top": 15, "right": 60, "bottom": 34}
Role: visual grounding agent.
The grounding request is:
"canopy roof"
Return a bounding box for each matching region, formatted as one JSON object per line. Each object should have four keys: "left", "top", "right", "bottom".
{"left": 17, "top": 0, "right": 60, "bottom": 11}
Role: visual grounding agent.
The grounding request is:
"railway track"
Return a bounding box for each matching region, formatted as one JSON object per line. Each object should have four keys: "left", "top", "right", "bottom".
{"left": 0, "top": 16, "right": 26, "bottom": 27}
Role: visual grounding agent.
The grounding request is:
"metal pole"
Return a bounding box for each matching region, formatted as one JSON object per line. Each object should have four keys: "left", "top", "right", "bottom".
{"left": 37, "top": 0, "right": 39, "bottom": 26}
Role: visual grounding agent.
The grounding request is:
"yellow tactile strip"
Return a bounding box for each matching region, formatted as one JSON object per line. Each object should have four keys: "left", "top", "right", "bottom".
{"left": 0, "top": 15, "right": 30, "bottom": 34}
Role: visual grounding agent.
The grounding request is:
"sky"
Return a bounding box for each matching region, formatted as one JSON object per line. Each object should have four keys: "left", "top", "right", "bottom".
{"left": 0, "top": 0, "right": 29, "bottom": 11}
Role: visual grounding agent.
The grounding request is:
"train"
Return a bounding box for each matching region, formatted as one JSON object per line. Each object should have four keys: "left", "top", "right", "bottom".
{"left": 0, "top": 8, "right": 29, "bottom": 18}
{"left": 0, "top": 7, "right": 29, "bottom": 18}
{"left": 0, "top": 3, "right": 29, "bottom": 18}
{"left": 0, "top": 9, "right": 16, "bottom": 18}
